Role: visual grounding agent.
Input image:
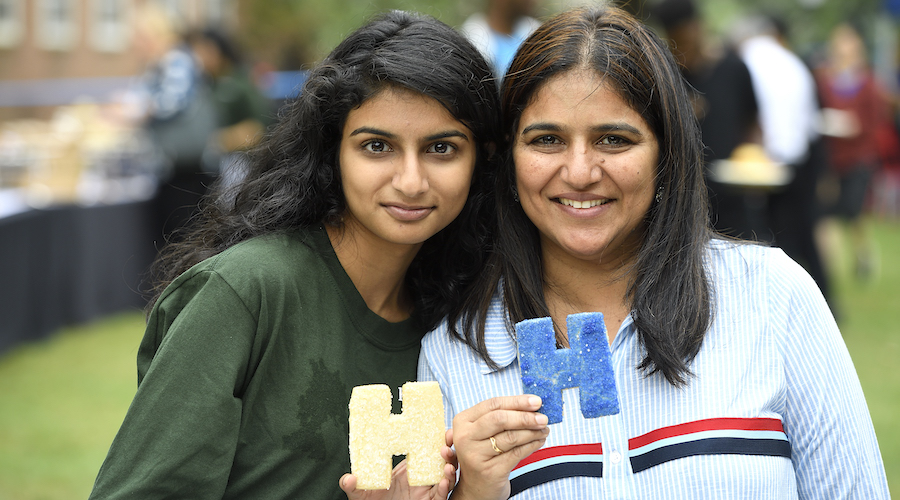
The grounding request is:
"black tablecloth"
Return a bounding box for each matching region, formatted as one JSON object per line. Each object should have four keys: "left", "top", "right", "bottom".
{"left": 0, "top": 200, "right": 156, "bottom": 354}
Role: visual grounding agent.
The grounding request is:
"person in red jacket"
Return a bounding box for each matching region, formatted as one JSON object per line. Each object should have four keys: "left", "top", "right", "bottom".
{"left": 814, "top": 22, "right": 890, "bottom": 280}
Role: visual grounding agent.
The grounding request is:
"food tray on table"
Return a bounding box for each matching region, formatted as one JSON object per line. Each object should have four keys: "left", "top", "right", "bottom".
{"left": 709, "top": 144, "right": 792, "bottom": 188}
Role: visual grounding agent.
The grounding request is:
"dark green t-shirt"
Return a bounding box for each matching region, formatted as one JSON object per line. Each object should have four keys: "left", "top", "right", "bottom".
{"left": 90, "top": 227, "right": 424, "bottom": 499}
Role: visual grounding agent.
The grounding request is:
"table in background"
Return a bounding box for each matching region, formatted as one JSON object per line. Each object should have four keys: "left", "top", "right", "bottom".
{"left": 0, "top": 199, "right": 157, "bottom": 354}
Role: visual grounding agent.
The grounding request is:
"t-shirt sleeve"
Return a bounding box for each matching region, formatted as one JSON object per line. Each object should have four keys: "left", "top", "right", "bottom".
{"left": 771, "top": 253, "right": 889, "bottom": 499}
{"left": 89, "top": 270, "right": 257, "bottom": 499}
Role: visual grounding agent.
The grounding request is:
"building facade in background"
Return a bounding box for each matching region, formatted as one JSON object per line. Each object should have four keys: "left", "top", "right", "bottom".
{"left": 0, "top": 0, "right": 237, "bottom": 121}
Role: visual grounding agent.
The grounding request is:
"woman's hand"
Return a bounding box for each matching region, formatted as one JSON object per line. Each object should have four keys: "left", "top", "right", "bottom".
{"left": 449, "top": 395, "right": 549, "bottom": 500}
{"left": 340, "top": 441, "right": 457, "bottom": 500}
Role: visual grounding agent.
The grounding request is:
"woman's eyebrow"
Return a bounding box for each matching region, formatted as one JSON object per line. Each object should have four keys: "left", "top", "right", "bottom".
{"left": 592, "top": 123, "right": 643, "bottom": 136}
{"left": 520, "top": 122, "right": 561, "bottom": 135}
{"left": 348, "top": 127, "right": 470, "bottom": 142}
{"left": 424, "top": 130, "right": 470, "bottom": 142}
{"left": 521, "top": 122, "right": 644, "bottom": 136}
{"left": 348, "top": 126, "right": 394, "bottom": 138}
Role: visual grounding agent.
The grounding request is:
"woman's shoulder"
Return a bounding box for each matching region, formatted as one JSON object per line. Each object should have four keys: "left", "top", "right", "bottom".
{"left": 707, "top": 238, "right": 798, "bottom": 271}
{"left": 171, "top": 229, "right": 325, "bottom": 292}
{"left": 705, "top": 238, "right": 818, "bottom": 295}
{"left": 153, "top": 228, "right": 332, "bottom": 318}
{"left": 422, "top": 289, "right": 513, "bottom": 365}
{"left": 215, "top": 227, "right": 324, "bottom": 268}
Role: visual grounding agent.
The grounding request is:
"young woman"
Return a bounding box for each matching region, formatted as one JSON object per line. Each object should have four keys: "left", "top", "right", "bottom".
{"left": 419, "top": 6, "right": 888, "bottom": 499}
{"left": 89, "top": 11, "right": 500, "bottom": 500}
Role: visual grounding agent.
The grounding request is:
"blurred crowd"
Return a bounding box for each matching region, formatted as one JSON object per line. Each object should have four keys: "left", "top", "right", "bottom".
{"left": 0, "top": 2, "right": 275, "bottom": 244}
{"left": 128, "top": 2, "right": 274, "bottom": 243}
{"left": 648, "top": 0, "right": 900, "bottom": 317}
{"left": 1, "top": 0, "right": 899, "bottom": 307}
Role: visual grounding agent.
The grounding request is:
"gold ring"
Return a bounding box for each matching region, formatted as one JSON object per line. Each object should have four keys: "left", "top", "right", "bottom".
{"left": 490, "top": 436, "right": 503, "bottom": 454}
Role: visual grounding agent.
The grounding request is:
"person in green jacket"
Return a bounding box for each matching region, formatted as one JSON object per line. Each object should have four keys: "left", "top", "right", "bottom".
{"left": 89, "top": 11, "right": 501, "bottom": 500}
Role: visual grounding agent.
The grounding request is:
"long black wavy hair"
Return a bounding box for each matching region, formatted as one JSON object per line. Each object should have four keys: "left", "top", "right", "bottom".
{"left": 147, "top": 10, "right": 501, "bottom": 331}
{"left": 449, "top": 5, "right": 714, "bottom": 386}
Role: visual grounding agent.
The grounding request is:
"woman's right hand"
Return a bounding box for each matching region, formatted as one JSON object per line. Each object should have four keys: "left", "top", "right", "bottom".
{"left": 449, "top": 395, "right": 549, "bottom": 500}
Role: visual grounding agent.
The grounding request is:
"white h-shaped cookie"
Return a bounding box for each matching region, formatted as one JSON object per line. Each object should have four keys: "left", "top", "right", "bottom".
{"left": 348, "top": 381, "right": 445, "bottom": 489}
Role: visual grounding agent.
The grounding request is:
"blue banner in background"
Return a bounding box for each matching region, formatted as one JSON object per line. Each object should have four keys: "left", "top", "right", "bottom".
{"left": 264, "top": 70, "right": 308, "bottom": 100}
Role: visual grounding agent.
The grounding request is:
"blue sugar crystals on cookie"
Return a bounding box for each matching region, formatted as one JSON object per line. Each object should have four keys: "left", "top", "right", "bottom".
{"left": 516, "top": 312, "right": 619, "bottom": 424}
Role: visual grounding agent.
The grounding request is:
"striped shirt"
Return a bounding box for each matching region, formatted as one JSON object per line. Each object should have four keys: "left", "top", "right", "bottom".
{"left": 419, "top": 240, "right": 889, "bottom": 499}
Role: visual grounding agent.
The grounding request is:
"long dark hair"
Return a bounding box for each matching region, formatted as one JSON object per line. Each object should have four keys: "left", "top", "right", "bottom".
{"left": 147, "top": 10, "right": 501, "bottom": 331}
{"left": 449, "top": 5, "right": 713, "bottom": 386}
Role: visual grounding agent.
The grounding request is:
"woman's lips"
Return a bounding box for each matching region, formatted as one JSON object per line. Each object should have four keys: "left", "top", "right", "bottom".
{"left": 383, "top": 204, "right": 433, "bottom": 221}
{"left": 552, "top": 196, "right": 613, "bottom": 218}
{"left": 557, "top": 197, "right": 611, "bottom": 209}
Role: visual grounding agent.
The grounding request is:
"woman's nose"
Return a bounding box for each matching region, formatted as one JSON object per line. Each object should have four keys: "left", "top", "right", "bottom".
{"left": 560, "top": 146, "right": 603, "bottom": 187}
{"left": 392, "top": 153, "right": 429, "bottom": 196}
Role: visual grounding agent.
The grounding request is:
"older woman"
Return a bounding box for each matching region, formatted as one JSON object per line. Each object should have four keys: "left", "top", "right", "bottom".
{"left": 419, "top": 6, "right": 888, "bottom": 499}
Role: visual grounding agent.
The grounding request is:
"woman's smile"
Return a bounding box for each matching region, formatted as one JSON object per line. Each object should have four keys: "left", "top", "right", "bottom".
{"left": 513, "top": 69, "right": 658, "bottom": 263}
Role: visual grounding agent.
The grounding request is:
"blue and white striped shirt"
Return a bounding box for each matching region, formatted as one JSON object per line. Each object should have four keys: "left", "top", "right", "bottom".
{"left": 419, "top": 240, "right": 888, "bottom": 499}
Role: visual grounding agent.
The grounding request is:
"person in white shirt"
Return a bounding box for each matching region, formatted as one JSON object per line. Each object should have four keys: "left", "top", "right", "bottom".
{"left": 737, "top": 16, "right": 819, "bottom": 167}
{"left": 461, "top": 0, "right": 541, "bottom": 81}
{"left": 737, "top": 14, "right": 834, "bottom": 311}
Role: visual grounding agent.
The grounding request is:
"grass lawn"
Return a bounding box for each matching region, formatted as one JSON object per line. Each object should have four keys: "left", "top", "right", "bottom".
{"left": 825, "top": 216, "right": 900, "bottom": 496}
{"left": 0, "top": 312, "right": 145, "bottom": 499}
{"left": 0, "top": 218, "right": 897, "bottom": 499}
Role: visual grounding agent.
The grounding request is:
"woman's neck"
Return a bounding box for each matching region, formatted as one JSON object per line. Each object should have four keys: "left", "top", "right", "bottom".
{"left": 325, "top": 223, "right": 420, "bottom": 323}
{"left": 541, "top": 246, "right": 638, "bottom": 345}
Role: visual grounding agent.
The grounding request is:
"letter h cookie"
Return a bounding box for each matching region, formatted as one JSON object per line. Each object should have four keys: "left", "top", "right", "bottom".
{"left": 348, "top": 381, "right": 446, "bottom": 489}
{"left": 516, "top": 312, "right": 620, "bottom": 424}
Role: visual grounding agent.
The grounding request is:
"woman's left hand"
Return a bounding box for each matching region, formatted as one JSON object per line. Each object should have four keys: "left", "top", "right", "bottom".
{"left": 339, "top": 443, "right": 457, "bottom": 500}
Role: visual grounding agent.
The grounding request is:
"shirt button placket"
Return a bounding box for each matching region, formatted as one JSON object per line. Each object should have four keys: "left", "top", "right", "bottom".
{"left": 601, "top": 412, "right": 636, "bottom": 499}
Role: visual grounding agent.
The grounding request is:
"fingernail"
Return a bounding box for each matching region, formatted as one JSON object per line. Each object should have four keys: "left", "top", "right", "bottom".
{"left": 528, "top": 396, "right": 542, "bottom": 407}
{"left": 536, "top": 413, "right": 549, "bottom": 425}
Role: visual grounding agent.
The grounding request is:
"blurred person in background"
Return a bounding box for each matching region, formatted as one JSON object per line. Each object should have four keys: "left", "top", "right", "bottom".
{"left": 131, "top": 2, "right": 218, "bottom": 244}
{"left": 736, "top": 13, "right": 833, "bottom": 307}
{"left": 814, "top": 22, "right": 892, "bottom": 281}
{"left": 651, "top": 0, "right": 763, "bottom": 240}
{"left": 461, "top": 0, "right": 542, "bottom": 82}
{"left": 187, "top": 27, "right": 275, "bottom": 189}
{"left": 88, "top": 9, "right": 501, "bottom": 500}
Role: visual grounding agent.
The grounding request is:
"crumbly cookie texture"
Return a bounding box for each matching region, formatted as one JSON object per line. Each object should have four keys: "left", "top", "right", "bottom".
{"left": 517, "top": 312, "right": 619, "bottom": 424}
{"left": 348, "top": 381, "right": 446, "bottom": 489}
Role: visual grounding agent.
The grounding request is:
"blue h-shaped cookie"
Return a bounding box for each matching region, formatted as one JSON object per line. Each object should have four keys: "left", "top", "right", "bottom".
{"left": 516, "top": 312, "right": 619, "bottom": 424}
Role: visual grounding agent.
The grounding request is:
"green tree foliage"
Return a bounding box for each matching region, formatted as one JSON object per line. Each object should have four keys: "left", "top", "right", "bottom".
{"left": 237, "top": 0, "right": 482, "bottom": 68}
{"left": 236, "top": 0, "right": 895, "bottom": 76}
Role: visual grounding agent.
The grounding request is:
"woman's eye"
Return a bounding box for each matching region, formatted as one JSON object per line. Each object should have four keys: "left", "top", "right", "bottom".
{"left": 363, "top": 140, "right": 391, "bottom": 153}
{"left": 532, "top": 135, "right": 559, "bottom": 146}
{"left": 599, "top": 135, "right": 628, "bottom": 146}
{"left": 427, "top": 142, "right": 455, "bottom": 154}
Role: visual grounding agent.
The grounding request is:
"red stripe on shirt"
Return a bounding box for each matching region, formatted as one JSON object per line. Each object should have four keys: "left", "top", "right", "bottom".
{"left": 514, "top": 443, "right": 604, "bottom": 470}
{"left": 629, "top": 418, "right": 785, "bottom": 450}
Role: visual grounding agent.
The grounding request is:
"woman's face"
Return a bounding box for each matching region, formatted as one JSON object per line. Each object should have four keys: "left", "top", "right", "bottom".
{"left": 338, "top": 87, "right": 476, "bottom": 251}
{"left": 513, "top": 69, "right": 658, "bottom": 266}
